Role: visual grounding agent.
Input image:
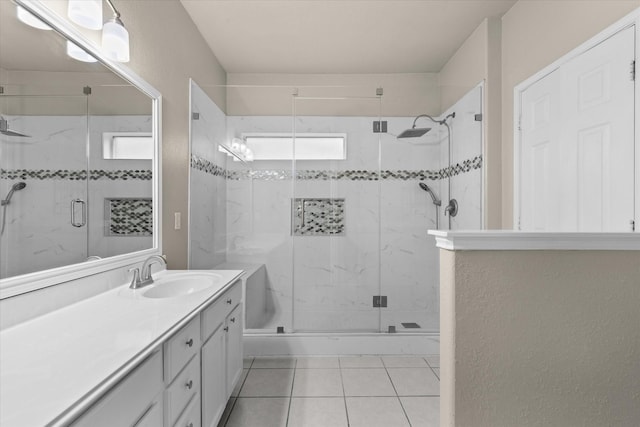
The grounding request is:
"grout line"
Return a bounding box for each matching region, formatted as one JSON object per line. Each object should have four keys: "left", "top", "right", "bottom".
{"left": 338, "top": 359, "right": 351, "bottom": 427}
{"left": 284, "top": 358, "right": 298, "bottom": 427}
{"left": 383, "top": 363, "right": 413, "bottom": 427}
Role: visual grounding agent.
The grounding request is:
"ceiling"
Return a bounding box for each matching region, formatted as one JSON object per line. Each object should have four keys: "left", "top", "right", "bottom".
{"left": 180, "top": 0, "right": 517, "bottom": 74}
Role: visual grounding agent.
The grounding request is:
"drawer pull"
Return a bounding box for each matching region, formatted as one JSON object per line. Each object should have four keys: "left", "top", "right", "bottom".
{"left": 226, "top": 298, "right": 233, "bottom": 304}
{"left": 186, "top": 379, "right": 193, "bottom": 390}
{"left": 186, "top": 338, "right": 193, "bottom": 347}
{"left": 230, "top": 317, "right": 236, "bottom": 323}
{"left": 224, "top": 326, "right": 229, "bottom": 332}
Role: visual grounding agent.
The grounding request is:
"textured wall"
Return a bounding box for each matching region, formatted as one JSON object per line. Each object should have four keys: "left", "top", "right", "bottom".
{"left": 440, "top": 249, "right": 640, "bottom": 427}
{"left": 500, "top": 1, "right": 638, "bottom": 228}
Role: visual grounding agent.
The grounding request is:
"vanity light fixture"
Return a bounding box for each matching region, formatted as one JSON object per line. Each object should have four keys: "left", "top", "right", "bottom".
{"left": 67, "top": 0, "right": 103, "bottom": 31}
{"left": 66, "top": 41, "right": 98, "bottom": 63}
{"left": 16, "top": 6, "right": 52, "bottom": 30}
{"left": 102, "top": 0, "right": 130, "bottom": 62}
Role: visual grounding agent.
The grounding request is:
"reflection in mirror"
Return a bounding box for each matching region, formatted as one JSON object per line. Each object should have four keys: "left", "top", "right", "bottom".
{"left": 0, "top": 1, "right": 156, "bottom": 283}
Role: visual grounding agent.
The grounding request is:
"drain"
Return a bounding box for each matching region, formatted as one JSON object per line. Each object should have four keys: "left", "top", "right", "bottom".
{"left": 401, "top": 322, "right": 421, "bottom": 329}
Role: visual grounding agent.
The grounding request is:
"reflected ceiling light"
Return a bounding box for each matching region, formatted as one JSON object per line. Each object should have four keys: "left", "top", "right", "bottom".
{"left": 68, "top": 0, "right": 103, "bottom": 31}
{"left": 16, "top": 6, "right": 52, "bottom": 30}
{"left": 66, "top": 41, "right": 98, "bottom": 63}
{"left": 102, "top": 0, "right": 130, "bottom": 62}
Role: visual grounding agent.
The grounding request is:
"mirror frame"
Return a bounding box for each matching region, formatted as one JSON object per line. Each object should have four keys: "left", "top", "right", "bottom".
{"left": 0, "top": 0, "right": 162, "bottom": 299}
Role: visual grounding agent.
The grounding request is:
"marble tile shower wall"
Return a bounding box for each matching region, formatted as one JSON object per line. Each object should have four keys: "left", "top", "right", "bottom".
{"left": 189, "top": 82, "right": 227, "bottom": 269}
{"left": 225, "top": 116, "right": 447, "bottom": 332}
{"left": 0, "top": 115, "right": 152, "bottom": 278}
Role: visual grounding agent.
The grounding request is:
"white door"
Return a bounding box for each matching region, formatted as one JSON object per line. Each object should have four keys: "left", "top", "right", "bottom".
{"left": 519, "top": 25, "right": 635, "bottom": 231}
{"left": 520, "top": 69, "right": 563, "bottom": 230}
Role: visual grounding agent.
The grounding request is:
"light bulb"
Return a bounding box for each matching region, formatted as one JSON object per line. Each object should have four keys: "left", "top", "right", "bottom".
{"left": 66, "top": 41, "right": 98, "bottom": 63}
{"left": 239, "top": 142, "right": 247, "bottom": 154}
{"left": 244, "top": 148, "right": 254, "bottom": 162}
{"left": 68, "top": 0, "right": 103, "bottom": 30}
{"left": 17, "top": 6, "right": 52, "bottom": 30}
{"left": 231, "top": 138, "right": 242, "bottom": 152}
{"left": 102, "top": 18, "right": 130, "bottom": 62}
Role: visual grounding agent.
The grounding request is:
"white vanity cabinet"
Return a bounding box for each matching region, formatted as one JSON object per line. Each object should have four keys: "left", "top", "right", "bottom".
{"left": 201, "top": 281, "right": 244, "bottom": 427}
{"left": 70, "top": 351, "right": 164, "bottom": 427}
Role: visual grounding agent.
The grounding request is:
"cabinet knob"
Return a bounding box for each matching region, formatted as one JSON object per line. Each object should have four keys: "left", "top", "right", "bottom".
{"left": 230, "top": 317, "right": 236, "bottom": 323}
{"left": 186, "top": 338, "right": 193, "bottom": 347}
{"left": 186, "top": 380, "right": 193, "bottom": 390}
{"left": 224, "top": 326, "right": 229, "bottom": 332}
{"left": 226, "top": 298, "right": 232, "bottom": 304}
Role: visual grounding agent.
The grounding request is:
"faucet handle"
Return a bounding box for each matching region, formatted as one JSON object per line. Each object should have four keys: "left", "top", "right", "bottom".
{"left": 128, "top": 267, "right": 141, "bottom": 288}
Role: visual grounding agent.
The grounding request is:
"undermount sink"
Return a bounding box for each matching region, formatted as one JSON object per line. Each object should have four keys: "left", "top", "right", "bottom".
{"left": 141, "top": 272, "right": 223, "bottom": 299}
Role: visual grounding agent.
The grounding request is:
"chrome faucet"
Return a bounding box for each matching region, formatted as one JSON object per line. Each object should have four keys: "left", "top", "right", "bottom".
{"left": 129, "top": 254, "right": 167, "bottom": 289}
{"left": 444, "top": 199, "right": 458, "bottom": 217}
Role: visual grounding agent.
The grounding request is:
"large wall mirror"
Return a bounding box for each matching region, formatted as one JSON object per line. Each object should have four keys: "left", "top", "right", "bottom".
{"left": 0, "top": 0, "right": 161, "bottom": 298}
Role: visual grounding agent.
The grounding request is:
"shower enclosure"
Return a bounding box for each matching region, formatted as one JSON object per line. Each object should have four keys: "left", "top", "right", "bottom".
{"left": 0, "top": 84, "right": 153, "bottom": 279}
{"left": 189, "top": 81, "right": 483, "bottom": 350}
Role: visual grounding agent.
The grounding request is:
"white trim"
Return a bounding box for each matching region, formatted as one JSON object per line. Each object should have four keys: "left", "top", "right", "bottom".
{"left": 428, "top": 230, "right": 640, "bottom": 251}
{"left": 1, "top": 1, "right": 163, "bottom": 299}
{"left": 244, "top": 333, "right": 439, "bottom": 356}
{"left": 513, "top": 7, "right": 640, "bottom": 230}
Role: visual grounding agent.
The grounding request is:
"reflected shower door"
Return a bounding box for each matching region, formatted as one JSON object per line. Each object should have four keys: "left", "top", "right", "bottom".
{"left": 292, "top": 91, "right": 382, "bottom": 332}
{"left": 0, "top": 91, "right": 89, "bottom": 279}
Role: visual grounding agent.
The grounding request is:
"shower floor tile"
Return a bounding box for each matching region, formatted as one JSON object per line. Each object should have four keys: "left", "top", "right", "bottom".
{"left": 217, "top": 355, "right": 440, "bottom": 427}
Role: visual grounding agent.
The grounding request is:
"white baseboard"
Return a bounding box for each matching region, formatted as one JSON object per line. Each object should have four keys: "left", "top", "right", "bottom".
{"left": 244, "top": 332, "right": 439, "bottom": 356}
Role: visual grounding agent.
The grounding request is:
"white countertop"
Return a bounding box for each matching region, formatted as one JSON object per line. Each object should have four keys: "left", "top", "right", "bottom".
{"left": 429, "top": 230, "right": 640, "bottom": 250}
{"left": 0, "top": 269, "right": 243, "bottom": 427}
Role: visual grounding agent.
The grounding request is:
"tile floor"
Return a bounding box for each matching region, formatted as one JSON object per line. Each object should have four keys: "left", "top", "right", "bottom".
{"left": 216, "top": 355, "right": 440, "bottom": 427}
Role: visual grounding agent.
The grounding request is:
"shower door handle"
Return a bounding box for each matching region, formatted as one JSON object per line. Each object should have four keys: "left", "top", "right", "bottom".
{"left": 71, "top": 199, "right": 86, "bottom": 227}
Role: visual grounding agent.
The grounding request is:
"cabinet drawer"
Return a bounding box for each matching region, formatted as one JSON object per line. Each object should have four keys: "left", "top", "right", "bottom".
{"left": 72, "top": 351, "right": 163, "bottom": 427}
{"left": 164, "top": 316, "right": 201, "bottom": 383}
{"left": 173, "top": 393, "right": 201, "bottom": 427}
{"left": 202, "top": 281, "right": 242, "bottom": 341}
{"left": 166, "top": 353, "right": 200, "bottom": 427}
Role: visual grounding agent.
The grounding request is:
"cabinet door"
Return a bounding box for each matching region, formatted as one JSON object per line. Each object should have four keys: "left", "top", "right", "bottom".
{"left": 201, "top": 325, "right": 226, "bottom": 427}
{"left": 226, "top": 304, "right": 243, "bottom": 397}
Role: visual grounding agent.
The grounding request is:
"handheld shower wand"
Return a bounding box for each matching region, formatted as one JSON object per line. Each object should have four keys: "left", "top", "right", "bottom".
{"left": 418, "top": 182, "right": 441, "bottom": 230}
{"left": 0, "top": 182, "right": 27, "bottom": 236}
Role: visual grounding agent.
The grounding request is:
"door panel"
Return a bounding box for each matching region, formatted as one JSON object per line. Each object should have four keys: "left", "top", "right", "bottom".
{"left": 519, "top": 25, "right": 635, "bottom": 231}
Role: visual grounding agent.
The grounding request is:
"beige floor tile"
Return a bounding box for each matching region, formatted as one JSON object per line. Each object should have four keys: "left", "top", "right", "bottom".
{"left": 296, "top": 356, "right": 340, "bottom": 369}
{"left": 339, "top": 356, "right": 383, "bottom": 368}
{"left": 400, "top": 396, "right": 439, "bottom": 427}
{"left": 287, "top": 397, "right": 348, "bottom": 427}
{"left": 425, "top": 355, "right": 440, "bottom": 368}
{"left": 239, "top": 369, "right": 294, "bottom": 397}
{"left": 224, "top": 398, "right": 289, "bottom": 427}
{"left": 341, "top": 368, "right": 396, "bottom": 396}
{"left": 345, "top": 397, "right": 410, "bottom": 427}
{"left": 252, "top": 357, "right": 296, "bottom": 369}
{"left": 387, "top": 368, "right": 440, "bottom": 396}
{"left": 292, "top": 368, "right": 343, "bottom": 397}
{"left": 231, "top": 369, "right": 249, "bottom": 397}
{"left": 381, "top": 356, "right": 429, "bottom": 368}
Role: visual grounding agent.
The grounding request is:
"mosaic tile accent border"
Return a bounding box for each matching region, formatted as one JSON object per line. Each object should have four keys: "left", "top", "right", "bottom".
{"left": 1, "top": 169, "right": 152, "bottom": 181}
{"left": 189, "top": 154, "right": 482, "bottom": 182}
{"left": 191, "top": 154, "right": 226, "bottom": 177}
{"left": 105, "top": 198, "right": 153, "bottom": 236}
{"left": 293, "top": 198, "right": 345, "bottom": 236}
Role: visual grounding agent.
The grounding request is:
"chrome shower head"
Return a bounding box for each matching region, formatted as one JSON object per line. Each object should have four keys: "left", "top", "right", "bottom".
{"left": 418, "top": 182, "right": 441, "bottom": 206}
{"left": 0, "top": 117, "right": 31, "bottom": 138}
{"left": 397, "top": 127, "right": 431, "bottom": 138}
{"left": 1, "top": 182, "right": 27, "bottom": 206}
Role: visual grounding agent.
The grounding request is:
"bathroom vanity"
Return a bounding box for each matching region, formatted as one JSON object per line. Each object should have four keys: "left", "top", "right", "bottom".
{"left": 0, "top": 270, "right": 243, "bottom": 427}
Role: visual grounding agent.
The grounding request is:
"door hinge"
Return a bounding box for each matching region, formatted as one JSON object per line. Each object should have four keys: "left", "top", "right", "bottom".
{"left": 83, "top": 86, "right": 92, "bottom": 95}
{"left": 373, "top": 295, "right": 387, "bottom": 308}
{"left": 630, "top": 220, "right": 635, "bottom": 232}
{"left": 631, "top": 60, "right": 636, "bottom": 81}
{"left": 373, "top": 121, "right": 387, "bottom": 133}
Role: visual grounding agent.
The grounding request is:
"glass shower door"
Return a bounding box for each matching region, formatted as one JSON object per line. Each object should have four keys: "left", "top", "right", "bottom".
{"left": 0, "top": 90, "right": 89, "bottom": 279}
{"left": 292, "top": 91, "right": 383, "bottom": 332}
